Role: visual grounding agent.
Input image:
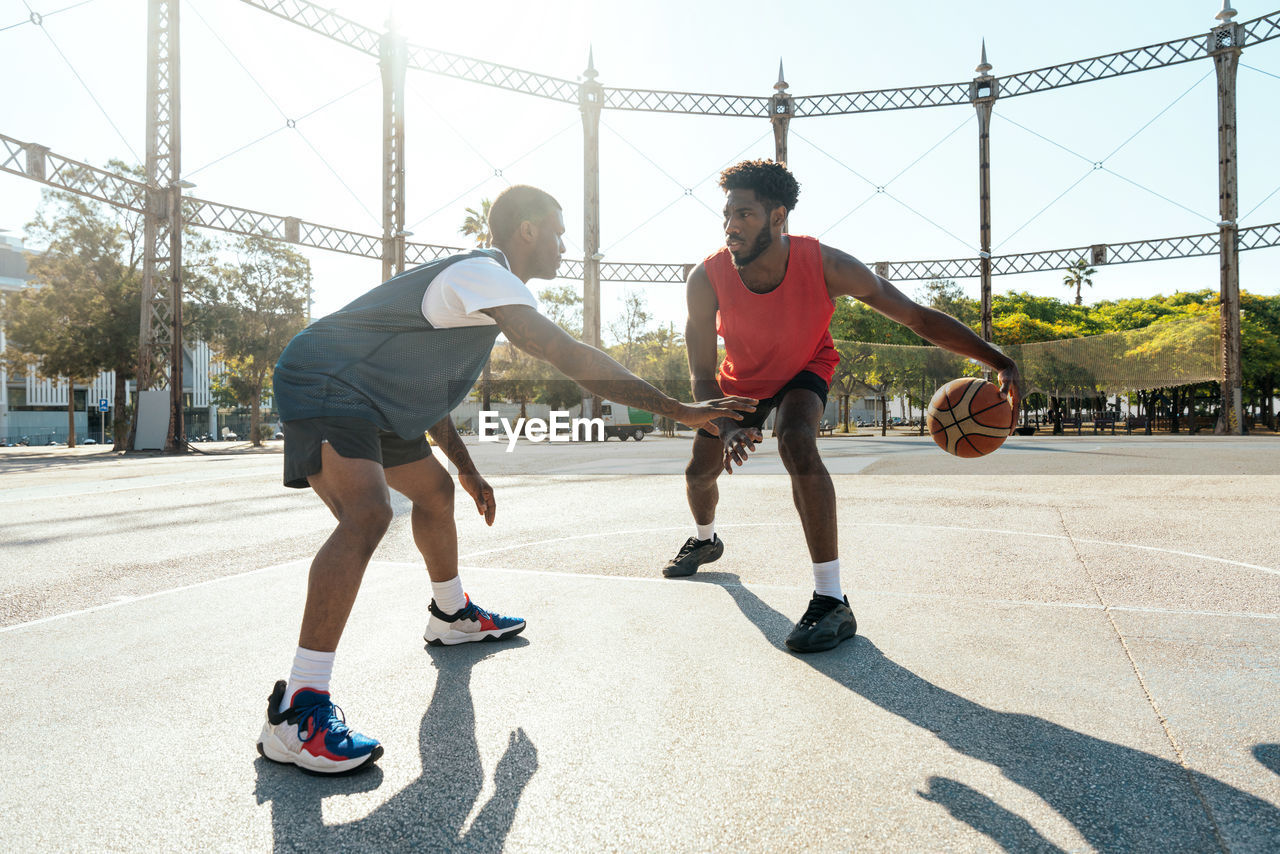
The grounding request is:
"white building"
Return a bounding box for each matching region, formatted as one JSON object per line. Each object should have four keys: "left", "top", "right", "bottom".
{"left": 0, "top": 234, "right": 224, "bottom": 444}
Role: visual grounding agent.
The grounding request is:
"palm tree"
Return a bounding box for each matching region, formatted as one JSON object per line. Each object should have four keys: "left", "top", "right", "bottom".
{"left": 459, "top": 199, "right": 492, "bottom": 248}
{"left": 1062, "top": 257, "right": 1096, "bottom": 306}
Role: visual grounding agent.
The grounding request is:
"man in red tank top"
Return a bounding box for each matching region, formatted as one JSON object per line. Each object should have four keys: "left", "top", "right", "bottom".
{"left": 661, "top": 160, "right": 1024, "bottom": 653}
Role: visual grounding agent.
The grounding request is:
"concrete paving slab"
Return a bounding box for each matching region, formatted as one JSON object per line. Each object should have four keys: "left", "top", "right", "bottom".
{"left": 3, "top": 554, "right": 1278, "bottom": 852}
{"left": 3, "top": 436, "right": 1278, "bottom": 851}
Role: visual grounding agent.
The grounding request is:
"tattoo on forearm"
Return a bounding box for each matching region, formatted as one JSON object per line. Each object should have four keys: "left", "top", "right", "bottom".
{"left": 428, "top": 417, "right": 474, "bottom": 472}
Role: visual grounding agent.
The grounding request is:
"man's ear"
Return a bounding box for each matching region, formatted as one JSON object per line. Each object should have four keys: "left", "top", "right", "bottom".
{"left": 516, "top": 219, "right": 536, "bottom": 244}
{"left": 771, "top": 205, "right": 787, "bottom": 229}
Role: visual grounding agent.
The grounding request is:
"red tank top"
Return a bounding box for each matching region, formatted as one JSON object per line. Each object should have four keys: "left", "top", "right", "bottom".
{"left": 705, "top": 234, "right": 839, "bottom": 399}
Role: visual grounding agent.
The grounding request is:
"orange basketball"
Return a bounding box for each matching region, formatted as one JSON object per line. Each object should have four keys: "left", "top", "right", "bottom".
{"left": 927, "top": 377, "right": 1014, "bottom": 458}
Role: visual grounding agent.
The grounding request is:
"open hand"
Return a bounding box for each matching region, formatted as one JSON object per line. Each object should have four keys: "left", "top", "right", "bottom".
{"left": 996, "top": 362, "right": 1025, "bottom": 434}
{"left": 721, "top": 426, "right": 764, "bottom": 474}
{"left": 675, "top": 397, "right": 757, "bottom": 436}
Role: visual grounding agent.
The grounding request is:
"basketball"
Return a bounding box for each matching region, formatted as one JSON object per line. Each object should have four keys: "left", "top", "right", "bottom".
{"left": 927, "top": 377, "right": 1014, "bottom": 458}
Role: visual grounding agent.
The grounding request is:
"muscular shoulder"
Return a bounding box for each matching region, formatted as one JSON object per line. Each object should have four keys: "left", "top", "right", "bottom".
{"left": 686, "top": 262, "right": 717, "bottom": 314}
{"left": 820, "top": 242, "right": 877, "bottom": 300}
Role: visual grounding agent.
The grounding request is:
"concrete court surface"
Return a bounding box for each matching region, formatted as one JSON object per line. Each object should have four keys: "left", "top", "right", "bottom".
{"left": 1, "top": 433, "right": 1278, "bottom": 852}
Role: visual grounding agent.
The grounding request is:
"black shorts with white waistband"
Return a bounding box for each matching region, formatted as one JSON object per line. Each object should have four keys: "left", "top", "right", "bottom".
{"left": 281, "top": 416, "right": 432, "bottom": 489}
{"left": 697, "top": 369, "right": 830, "bottom": 439}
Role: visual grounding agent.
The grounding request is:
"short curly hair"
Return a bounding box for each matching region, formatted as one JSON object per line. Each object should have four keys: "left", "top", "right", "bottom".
{"left": 719, "top": 159, "right": 800, "bottom": 214}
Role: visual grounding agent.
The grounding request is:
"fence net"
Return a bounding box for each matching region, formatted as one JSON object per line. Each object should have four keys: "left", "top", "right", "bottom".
{"left": 832, "top": 314, "right": 1220, "bottom": 401}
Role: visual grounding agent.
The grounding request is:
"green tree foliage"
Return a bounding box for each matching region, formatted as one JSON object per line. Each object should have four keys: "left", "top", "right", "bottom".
{"left": 4, "top": 163, "right": 144, "bottom": 449}
{"left": 607, "top": 289, "right": 655, "bottom": 371}
{"left": 459, "top": 199, "right": 492, "bottom": 248}
{"left": 1062, "top": 257, "right": 1096, "bottom": 306}
{"left": 191, "top": 235, "right": 309, "bottom": 447}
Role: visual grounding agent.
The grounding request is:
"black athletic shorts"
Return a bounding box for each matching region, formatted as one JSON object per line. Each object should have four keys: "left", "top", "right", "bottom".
{"left": 697, "top": 369, "right": 830, "bottom": 439}
{"left": 282, "top": 416, "right": 432, "bottom": 489}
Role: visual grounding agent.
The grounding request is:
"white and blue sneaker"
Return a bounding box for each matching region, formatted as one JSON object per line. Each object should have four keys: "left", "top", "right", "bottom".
{"left": 256, "top": 681, "right": 383, "bottom": 775}
{"left": 423, "top": 595, "right": 526, "bottom": 646}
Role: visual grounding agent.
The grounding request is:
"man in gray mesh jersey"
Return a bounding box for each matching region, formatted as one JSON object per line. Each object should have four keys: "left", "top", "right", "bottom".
{"left": 257, "top": 184, "right": 757, "bottom": 775}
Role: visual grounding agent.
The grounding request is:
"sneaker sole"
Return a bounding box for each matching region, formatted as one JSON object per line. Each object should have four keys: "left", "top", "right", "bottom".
{"left": 662, "top": 542, "right": 724, "bottom": 578}
{"left": 423, "top": 622, "right": 526, "bottom": 646}
{"left": 256, "top": 731, "right": 383, "bottom": 775}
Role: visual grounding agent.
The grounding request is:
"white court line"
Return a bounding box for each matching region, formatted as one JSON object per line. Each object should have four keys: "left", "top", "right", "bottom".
{"left": 0, "top": 468, "right": 278, "bottom": 505}
{"left": 0, "top": 559, "right": 306, "bottom": 634}
{"left": 3, "top": 521, "right": 1275, "bottom": 635}
{"left": 459, "top": 520, "right": 1280, "bottom": 579}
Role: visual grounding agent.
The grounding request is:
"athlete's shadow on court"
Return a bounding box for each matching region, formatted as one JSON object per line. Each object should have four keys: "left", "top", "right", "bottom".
{"left": 254, "top": 637, "right": 537, "bottom": 852}
{"left": 691, "top": 572, "right": 1280, "bottom": 852}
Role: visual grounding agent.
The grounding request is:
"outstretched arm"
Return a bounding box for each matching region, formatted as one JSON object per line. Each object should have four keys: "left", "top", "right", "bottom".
{"left": 688, "top": 263, "right": 761, "bottom": 471}
{"left": 482, "top": 303, "right": 756, "bottom": 435}
{"left": 822, "top": 245, "right": 1023, "bottom": 414}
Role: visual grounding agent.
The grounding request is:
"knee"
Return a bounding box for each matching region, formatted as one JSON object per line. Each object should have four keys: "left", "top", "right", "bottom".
{"left": 414, "top": 472, "right": 455, "bottom": 516}
{"left": 777, "top": 425, "right": 820, "bottom": 471}
{"left": 339, "top": 499, "right": 394, "bottom": 546}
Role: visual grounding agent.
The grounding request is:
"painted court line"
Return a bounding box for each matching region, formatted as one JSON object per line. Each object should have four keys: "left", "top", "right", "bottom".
{"left": 4, "top": 538, "right": 1275, "bottom": 635}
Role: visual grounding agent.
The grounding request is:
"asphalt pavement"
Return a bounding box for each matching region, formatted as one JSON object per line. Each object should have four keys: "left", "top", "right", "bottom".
{"left": 1, "top": 433, "right": 1277, "bottom": 852}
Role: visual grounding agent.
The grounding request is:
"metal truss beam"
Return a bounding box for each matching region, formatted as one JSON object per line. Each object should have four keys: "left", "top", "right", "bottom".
{"left": 7, "top": 134, "right": 1278, "bottom": 286}
{"left": 0, "top": 133, "right": 147, "bottom": 212}
{"left": 239, "top": 0, "right": 1280, "bottom": 117}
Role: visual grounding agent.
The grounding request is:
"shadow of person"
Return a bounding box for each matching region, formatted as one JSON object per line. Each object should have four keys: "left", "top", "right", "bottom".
{"left": 254, "top": 637, "right": 537, "bottom": 852}
{"left": 1255, "top": 745, "right": 1280, "bottom": 778}
{"left": 688, "top": 571, "right": 1280, "bottom": 851}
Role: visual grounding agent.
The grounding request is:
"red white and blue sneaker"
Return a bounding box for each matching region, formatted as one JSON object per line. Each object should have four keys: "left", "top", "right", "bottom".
{"left": 256, "top": 681, "right": 383, "bottom": 775}
{"left": 423, "top": 594, "right": 526, "bottom": 646}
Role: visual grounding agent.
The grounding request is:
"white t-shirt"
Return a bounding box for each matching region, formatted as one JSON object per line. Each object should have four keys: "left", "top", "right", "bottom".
{"left": 421, "top": 251, "right": 538, "bottom": 328}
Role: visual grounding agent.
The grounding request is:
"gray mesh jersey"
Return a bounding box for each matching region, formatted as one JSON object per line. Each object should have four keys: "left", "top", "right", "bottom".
{"left": 273, "top": 249, "right": 507, "bottom": 439}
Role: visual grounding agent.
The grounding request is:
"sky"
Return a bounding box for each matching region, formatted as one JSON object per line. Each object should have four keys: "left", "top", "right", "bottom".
{"left": 2, "top": 0, "right": 1279, "bottom": 338}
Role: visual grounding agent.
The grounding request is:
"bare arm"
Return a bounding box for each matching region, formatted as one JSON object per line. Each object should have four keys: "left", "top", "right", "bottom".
{"left": 427, "top": 415, "right": 495, "bottom": 525}
{"left": 822, "top": 244, "right": 1023, "bottom": 412}
{"left": 686, "top": 263, "right": 738, "bottom": 438}
{"left": 427, "top": 415, "right": 476, "bottom": 473}
{"left": 483, "top": 303, "right": 756, "bottom": 433}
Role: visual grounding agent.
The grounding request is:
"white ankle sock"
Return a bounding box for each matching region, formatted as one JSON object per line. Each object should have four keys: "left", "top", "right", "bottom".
{"left": 696, "top": 522, "right": 715, "bottom": 542}
{"left": 432, "top": 576, "right": 467, "bottom": 614}
{"left": 282, "top": 647, "right": 335, "bottom": 712}
{"left": 813, "top": 559, "right": 842, "bottom": 600}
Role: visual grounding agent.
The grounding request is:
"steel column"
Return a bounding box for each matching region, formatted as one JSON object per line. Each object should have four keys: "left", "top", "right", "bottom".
{"left": 971, "top": 43, "right": 998, "bottom": 342}
{"left": 580, "top": 51, "right": 603, "bottom": 352}
{"left": 1212, "top": 9, "right": 1244, "bottom": 434}
{"left": 380, "top": 25, "right": 408, "bottom": 281}
{"left": 137, "top": 0, "right": 183, "bottom": 450}
{"left": 770, "top": 61, "right": 793, "bottom": 231}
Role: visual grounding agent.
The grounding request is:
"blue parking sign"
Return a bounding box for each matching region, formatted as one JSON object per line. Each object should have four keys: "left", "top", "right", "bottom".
{"left": 98, "top": 399, "right": 110, "bottom": 412}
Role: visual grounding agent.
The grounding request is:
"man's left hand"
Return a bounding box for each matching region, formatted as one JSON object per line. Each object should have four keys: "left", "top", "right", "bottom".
{"left": 459, "top": 472, "right": 496, "bottom": 525}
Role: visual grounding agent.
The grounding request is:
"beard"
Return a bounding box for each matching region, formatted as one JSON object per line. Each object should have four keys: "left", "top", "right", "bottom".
{"left": 729, "top": 227, "right": 773, "bottom": 269}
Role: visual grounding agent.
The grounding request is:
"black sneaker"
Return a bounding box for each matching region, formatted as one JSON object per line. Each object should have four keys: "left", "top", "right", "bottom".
{"left": 785, "top": 593, "right": 857, "bottom": 653}
{"left": 662, "top": 534, "right": 724, "bottom": 578}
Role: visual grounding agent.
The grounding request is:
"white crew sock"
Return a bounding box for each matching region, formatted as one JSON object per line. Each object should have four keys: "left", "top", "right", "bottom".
{"left": 431, "top": 575, "right": 467, "bottom": 614}
{"left": 696, "top": 521, "right": 715, "bottom": 542}
{"left": 282, "top": 647, "right": 335, "bottom": 712}
{"left": 813, "top": 559, "right": 843, "bottom": 600}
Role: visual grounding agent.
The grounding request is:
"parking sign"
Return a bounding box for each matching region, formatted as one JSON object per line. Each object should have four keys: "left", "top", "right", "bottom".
{"left": 98, "top": 399, "right": 110, "bottom": 412}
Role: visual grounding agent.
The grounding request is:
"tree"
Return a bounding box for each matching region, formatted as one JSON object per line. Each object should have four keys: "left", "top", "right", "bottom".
{"left": 3, "top": 163, "right": 147, "bottom": 449}
{"left": 459, "top": 199, "right": 492, "bottom": 248}
{"left": 917, "top": 279, "right": 979, "bottom": 328}
{"left": 193, "top": 235, "right": 309, "bottom": 446}
{"left": 607, "top": 289, "right": 655, "bottom": 371}
{"left": 1062, "top": 257, "right": 1096, "bottom": 306}
{"left": 538, "top": 284, "right": 583, "bottom": 335}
